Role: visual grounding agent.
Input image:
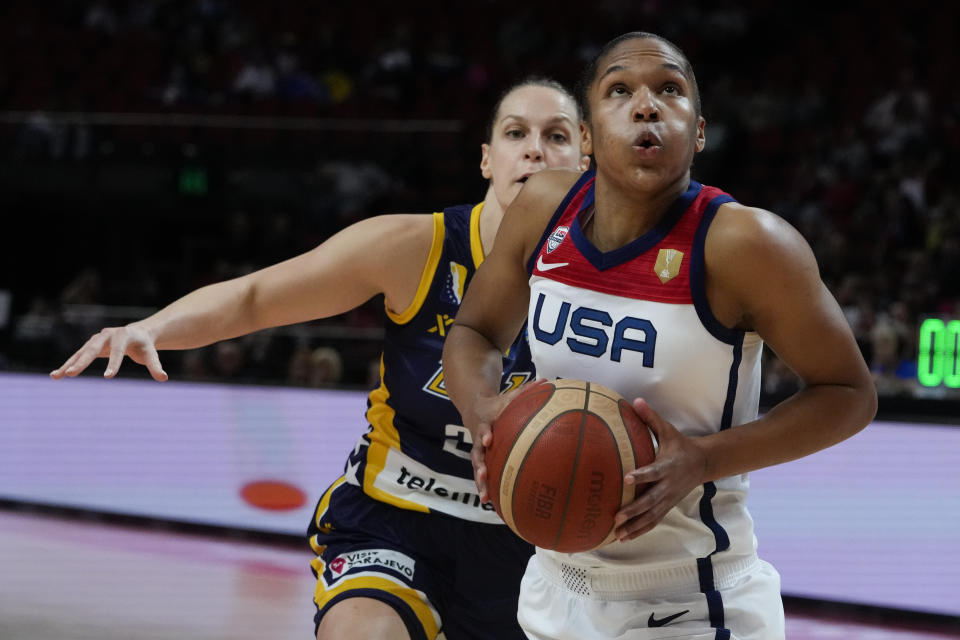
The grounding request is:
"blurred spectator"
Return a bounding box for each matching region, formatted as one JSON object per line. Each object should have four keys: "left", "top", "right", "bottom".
{"left": 16, "top": 108, "right": 65, "bottom": 160}
{"left": 211, "top": 340, "right": 249, "bottom": 380}
{"left": 60, "top": 268, "right": 103, "bottom": 306}
{"left": 363, "top": 22, "right": 415, "bottom": 107}
{"left": 10, "top": 296, "right": 60, "bottom": 365}
{"left": 276, "top": 50, "right": 329, "bottom": 104}
{"left": 863, "top": 67, "right": 933, "bottom": 157}
{"left": 308, "top": 347, "right": 343, "bottom": 387}
{"left": 181, "top": 347, "right": 211, "bottom": 381}
{"left": 869, "top": 318, "right": 918, "bottom": 397}
{"left": 286, "top": 342, "right": 313, "bottom": 387}
{"left": 0, "top": 290, "right": 11, "bottom": 334}
{"left": 285, "top": 343, "right": 342, "bottom": 388}
{"left": 311, "top": 160, "right": 404, "bottom": 228}
{"left": 232, "top": 47, "right": 276, "bottom": 98}
{"left": 761, "top": 348, "right": 802, "bottom": 399}
{"left": 13, "top": 297, "right": 57, "bottom": 345}
{"left": 160, "top": 65, "right": 189, "bottom": 105}
{"left": 84, "top": 0, "right": 119, "bottom": 35}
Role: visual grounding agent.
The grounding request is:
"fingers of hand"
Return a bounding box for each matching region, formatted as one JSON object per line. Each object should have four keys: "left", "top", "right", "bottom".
{"left": 477, "top": 473, "right": 488, "bottom": 503}
{"left": 614, "top": 482, "right": 668, "bottom": 540}
{"left": 50, "top": 350, "right": 82, "bottom": 378}
{"left": 53, "top": 332, "right": 111, "bottom": 378}
{"left": 143, "top": 348, "right": 168, "bottom": 382}
{"left": 104, "top": 330, "right": 130, "bottom": 378}
{"left": 480, "top": 428, "right": 493, "bottom": 448}
{"left": 471, "top": 441, "right": 488, "bottom": 492}
{"left": 614, "top": 481, "right": 660, "bottom": 525}
{"left": 631, "top": 397, "right": 653, "bottom": 420}
{"left": 616, "top": 512, "right": 662, "bottom": 541}
{"left": 471, "top": 441, "right": 484, "bottom": 467}
{"left": 632, "top": 398, "right": 674, "bottom": 440}
{"left": 624, "top": 461, "right": 662, "bottom": 485}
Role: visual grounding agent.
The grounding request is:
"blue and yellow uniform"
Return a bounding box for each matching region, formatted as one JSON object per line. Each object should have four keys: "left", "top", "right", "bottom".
{"left": 308, "top": 203, "right": 535, "bottom": 640}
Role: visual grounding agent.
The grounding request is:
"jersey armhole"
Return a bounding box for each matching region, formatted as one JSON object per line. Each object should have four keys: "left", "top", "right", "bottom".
{"left": 469, "top": 202, "right": 485, "bottom": 269}
{"left": 690, "top": 195, "right": 745, "bottom": 345}
{"left": 386, "top": 212, "right": 445, "bottom": 324}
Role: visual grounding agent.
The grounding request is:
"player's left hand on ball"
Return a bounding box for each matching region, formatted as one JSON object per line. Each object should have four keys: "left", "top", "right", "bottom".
{"left": 466, "top": 393, "right": 512, "bottom": 501}
{"left": 468, "top": 379, "right": 542, "bottom": 502}
{"left": 613, "top": 398, "right": 708, "bottom": 542}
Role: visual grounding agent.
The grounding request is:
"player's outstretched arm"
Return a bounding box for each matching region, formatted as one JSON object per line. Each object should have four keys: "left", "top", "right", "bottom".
{"left": 51, "top": 214, "right": 434, "bottom": 381}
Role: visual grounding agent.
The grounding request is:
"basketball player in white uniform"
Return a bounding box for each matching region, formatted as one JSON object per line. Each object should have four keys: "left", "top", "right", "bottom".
{"left": 442, "top": 32, "right": 876, "bottom": 639}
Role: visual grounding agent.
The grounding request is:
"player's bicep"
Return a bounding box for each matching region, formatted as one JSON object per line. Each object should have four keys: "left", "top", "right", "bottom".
{"left": 758, "top": 275, "right": 866, "bottom": 388}
{"left": 716, "top": 208, "right": 869, "bottom": 388}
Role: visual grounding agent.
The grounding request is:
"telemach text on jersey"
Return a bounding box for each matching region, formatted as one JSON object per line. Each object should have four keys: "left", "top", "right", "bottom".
{"left": 396, "top": 466, "right": 496, "bottom": 511}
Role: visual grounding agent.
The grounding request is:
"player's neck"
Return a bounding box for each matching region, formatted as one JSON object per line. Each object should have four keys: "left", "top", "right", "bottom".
{"left": 478, "top": 187, "right": 505, "bottom": 257}
{"left": 589, "top": 173, "right": 690, "bottom": 250}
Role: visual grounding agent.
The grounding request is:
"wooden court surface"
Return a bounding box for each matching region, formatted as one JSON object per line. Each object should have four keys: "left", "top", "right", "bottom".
{"left": 1, "top": 509, "right": 957, "bottom": 640}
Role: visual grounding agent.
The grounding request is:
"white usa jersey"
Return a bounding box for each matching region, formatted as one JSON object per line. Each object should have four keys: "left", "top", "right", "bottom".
{"left": 527, "top": 171, "right": 764, "bottom": 590}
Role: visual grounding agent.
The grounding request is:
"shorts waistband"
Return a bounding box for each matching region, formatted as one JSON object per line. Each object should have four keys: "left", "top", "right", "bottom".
{"left": 532, "top": 550, "right": 760, "bottom": 599}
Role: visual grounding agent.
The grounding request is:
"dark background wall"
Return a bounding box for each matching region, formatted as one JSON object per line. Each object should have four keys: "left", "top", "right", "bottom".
{"left": 1, "top": 0, "right": 958, "bottom": 401}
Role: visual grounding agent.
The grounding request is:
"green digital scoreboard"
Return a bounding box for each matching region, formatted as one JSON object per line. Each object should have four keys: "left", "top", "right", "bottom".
{"left": 917, "top": 318, "right": 960, "bottom": 388}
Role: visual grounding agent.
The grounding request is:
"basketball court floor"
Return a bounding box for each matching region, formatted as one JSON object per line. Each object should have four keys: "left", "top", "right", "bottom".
{"left": 1, "top": 508, "right": 956, "bottom": 639}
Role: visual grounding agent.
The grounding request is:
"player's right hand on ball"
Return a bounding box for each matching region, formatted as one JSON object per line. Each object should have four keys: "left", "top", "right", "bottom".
{"left": 50, "top": 324, "right": 168, "bottom": 382}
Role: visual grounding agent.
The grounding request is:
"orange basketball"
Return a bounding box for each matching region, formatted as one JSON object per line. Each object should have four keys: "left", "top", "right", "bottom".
{"left": 486, "top": 378, "right": 656, "bottom": 553}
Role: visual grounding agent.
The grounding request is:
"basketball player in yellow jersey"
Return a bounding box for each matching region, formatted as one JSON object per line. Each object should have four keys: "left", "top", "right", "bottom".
{"left": 51, "top": 79, "right": 590, "bottom": 640}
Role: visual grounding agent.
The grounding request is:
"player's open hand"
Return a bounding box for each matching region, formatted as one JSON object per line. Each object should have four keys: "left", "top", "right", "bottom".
{"left": 49, "top": 324, "right": 168, "bottom": 382}
{"left": 613, "top": 398, "right": 708, "bottom": 542}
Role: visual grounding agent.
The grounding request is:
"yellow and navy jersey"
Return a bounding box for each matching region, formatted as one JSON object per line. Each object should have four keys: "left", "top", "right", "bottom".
{"left": 344, "top": 203, "right": 534, "bottom": 523}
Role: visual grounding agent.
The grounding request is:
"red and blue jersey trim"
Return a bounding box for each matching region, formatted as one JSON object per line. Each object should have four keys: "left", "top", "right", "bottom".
{"left": 530, "top": 173, "right": 736, "bottom": 309}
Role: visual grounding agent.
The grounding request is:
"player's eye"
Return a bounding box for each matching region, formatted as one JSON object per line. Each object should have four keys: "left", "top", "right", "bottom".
{"left": 505, "top": 128, "right": 525, "bottom": 139}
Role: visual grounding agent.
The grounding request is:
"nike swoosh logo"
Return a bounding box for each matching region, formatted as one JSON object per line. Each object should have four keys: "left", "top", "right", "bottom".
{"left": 647, "top": 609, "right": 689, "bottom": 627}
{"left": 536, "top": 255, "right": 569, "bottom": 271}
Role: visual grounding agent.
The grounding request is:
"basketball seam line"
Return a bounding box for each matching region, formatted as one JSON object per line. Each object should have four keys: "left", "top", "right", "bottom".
{"left": 506, "top": 385, "right": 557, "bottom": 531}
{"left": 552, "top": 382, "right": 590, "bottom": 550}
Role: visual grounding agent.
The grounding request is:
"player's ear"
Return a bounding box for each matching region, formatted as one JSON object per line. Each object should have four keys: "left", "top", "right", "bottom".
{"left": 480, "top": 143, "right": 493, "bottom": 180}
{"left": 579, "top": 122, "right": 593, "bottom": 157}
{"left": 695, "top": 116, "right": 706, "bottom": 153}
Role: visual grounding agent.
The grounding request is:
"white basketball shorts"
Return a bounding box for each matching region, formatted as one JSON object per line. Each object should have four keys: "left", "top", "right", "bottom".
{"left": 517, "top": 552, "right": 784, "bottom": 639}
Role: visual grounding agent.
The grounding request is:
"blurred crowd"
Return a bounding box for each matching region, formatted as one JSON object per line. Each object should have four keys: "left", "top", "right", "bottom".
{"left": 2, "top": 0, "right": 958, "bottom": 400}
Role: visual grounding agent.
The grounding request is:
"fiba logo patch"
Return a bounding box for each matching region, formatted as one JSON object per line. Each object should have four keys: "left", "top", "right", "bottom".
{"left": 440, "top": 261, "right": 467, "bottom": 305}
{"left": 546, "top": 226, "right": 569, "bottom": 253}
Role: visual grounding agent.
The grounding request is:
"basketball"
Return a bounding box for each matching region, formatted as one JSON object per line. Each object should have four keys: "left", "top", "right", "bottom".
{"left": 485, "top": 378, "right": 656, "bottom": 553}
